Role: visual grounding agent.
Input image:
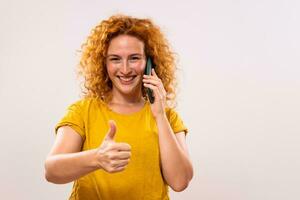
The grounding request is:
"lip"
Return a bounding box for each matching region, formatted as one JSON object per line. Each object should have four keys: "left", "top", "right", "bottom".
{"left": 117, "top": 75, "right": 137, "bottom": 85}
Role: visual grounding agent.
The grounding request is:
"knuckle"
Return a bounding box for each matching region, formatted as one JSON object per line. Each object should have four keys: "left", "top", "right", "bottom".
{"left": 107, "top": 167, "right": 114, "bottom": 173}
{"left": 111, "top": 160, "right": 118, "bottom": 166}
{"left": 117, "top": 167, "right": 125, "bottom": 172}
{"left": 107, "top": 153, "right": 115, "bottom": 160}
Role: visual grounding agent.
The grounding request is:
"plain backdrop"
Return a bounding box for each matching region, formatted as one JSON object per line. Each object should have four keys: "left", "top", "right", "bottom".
{"left": 1, "top": 0, "right": 299, "bottom": 199}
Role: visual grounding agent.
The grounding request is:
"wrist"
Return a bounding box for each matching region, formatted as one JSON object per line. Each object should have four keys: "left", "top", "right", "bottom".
{"left": 154, "top": 112, "right": 167, "bottom": 121}
{"left": 90, "top": 149, "right": 103, "bottom": 170}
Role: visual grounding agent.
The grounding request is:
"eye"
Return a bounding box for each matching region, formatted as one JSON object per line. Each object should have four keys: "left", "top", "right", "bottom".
{"left": 130, "top": 56, "right": 141, "bottom": 61}
{"left": 110, "top": 57, "right": 120, "bottom": 61}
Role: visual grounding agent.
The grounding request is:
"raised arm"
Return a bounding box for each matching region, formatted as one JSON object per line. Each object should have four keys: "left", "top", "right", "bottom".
{"left": 143, "top": 69, "right": 193, "bottom": 191}
{"left": 155, "top": 115, "right": 194, "bottom": 192}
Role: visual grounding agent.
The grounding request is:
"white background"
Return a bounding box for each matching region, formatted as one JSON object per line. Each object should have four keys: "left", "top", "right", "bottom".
{"left": 1, "top": 0, "right": 299, "bottom": 199}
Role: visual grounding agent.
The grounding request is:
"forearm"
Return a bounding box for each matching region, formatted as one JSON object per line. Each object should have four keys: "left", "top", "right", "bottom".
{"left": 155, "top": 114, "right": 193, "bottom": 191}
{"left": 45, "top": 149, "right": 99, "bottom": 184}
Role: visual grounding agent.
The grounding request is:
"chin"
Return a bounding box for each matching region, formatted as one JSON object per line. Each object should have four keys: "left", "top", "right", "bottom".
{"left": 112, "top": 82, "right": 139, "bottom": 95}
{"left": 112, "top": 77, "right": 142, "bottom": 95}
{"left": 119, "top": 86, "right": 139, "bottom": 95}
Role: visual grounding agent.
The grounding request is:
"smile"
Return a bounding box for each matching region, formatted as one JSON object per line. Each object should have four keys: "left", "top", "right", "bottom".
{"left": 118, "top": 76, "right": 137, "bottom": 85}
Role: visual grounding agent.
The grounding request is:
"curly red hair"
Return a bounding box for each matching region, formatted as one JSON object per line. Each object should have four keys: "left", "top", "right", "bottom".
{"left": 78, "top": 14, "right": 178, "bottom": 107}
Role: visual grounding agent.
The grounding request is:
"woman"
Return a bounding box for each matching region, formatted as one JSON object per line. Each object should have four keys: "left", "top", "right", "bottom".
{"left": 45, "top": 14, "right": 193, "bottom": 200}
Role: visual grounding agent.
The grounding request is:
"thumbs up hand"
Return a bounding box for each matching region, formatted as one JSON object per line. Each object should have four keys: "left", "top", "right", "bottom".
{"left": 95, "top": 120, "right": 131, "bottom": 173}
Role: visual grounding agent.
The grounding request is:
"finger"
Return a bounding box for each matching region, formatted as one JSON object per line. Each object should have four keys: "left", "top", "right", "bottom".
{"left": 143, "top": 83, "right": 159, "bottom": 92}
{"left": 142, "top": 78, "right": 160, "bottom": 86}
{"left": 110, "top": 151, "right": 131, "bottom": 160}
{"left": 114, "top": 166, "right": 126, "bottom": 172}
{"left": 117, "top": 160, "right": 130, "bottom": 168}
{"left": 116, "top": 159, "right": 130, "bottom": 167}
{"left": 143, "top": 83, "right": 162, "bottom": 100}
{"left": 104, "top": 120, "right": 117, "bottom": 141}
{"left": 107, "top": 165, "right": 125, "bottom": 173}
{"left": 143, "top": 79, "right": 166, "bottom": 96}
{"left": 108, "top": 151, "right": 131, "bottom": 160}
{"left": 143, "top": 73, "right": 159, "bottom": 80}
{"left": 116, "top": 151, "right": 131, "bottom": 159}
{"left": 143, "top": 74, "right": 164, "bottom": 90}
{"left": 151, "top": 68, "right": 159, "bottom": 78}
{"left": 113, "top": 142, "right": 131, "bottom": 151}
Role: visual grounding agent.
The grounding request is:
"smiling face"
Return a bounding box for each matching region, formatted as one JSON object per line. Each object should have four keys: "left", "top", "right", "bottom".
{"left": 106, "top": 34, "right": 146, "bottom": 99}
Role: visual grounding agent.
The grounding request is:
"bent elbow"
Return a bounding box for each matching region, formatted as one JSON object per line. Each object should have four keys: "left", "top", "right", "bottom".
{"left": 44, "top": 170, "right": 69, "bottom": 184}
{"left": 171, "top": 167, "right": 193, "bottom": 192}
{"left": 44, "top": 159, "right": 55, "bottom": 183}
{"left": 45, "top": 171, "right": 54, "bottom": 183}
{"left": 44, "top": 163, "right": 57, "bottom": 184}
{"left": 170, "top": 181, "right": 189, "bottom": 192}
{"left": 44, "top": 159, "right": 67, "bottom": 184}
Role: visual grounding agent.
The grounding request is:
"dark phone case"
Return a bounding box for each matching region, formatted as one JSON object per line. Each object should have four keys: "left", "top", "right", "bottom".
{"left": 145, "top": 58, "right": 155, "bottom": 104}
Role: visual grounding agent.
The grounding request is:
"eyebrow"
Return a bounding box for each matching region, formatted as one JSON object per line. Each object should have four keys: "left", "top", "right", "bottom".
{"left": 106, "top": 53, "right": 144, "bottom": 57}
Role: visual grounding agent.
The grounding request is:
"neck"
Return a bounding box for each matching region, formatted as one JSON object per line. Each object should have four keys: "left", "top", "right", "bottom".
{"left": 110, "top": 88, "right": 144, "bottom": 105}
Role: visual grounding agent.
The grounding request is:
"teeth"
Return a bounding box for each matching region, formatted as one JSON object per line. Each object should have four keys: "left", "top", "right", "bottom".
{"left": 119, "top": 76, "right": 134, "bottom": 82}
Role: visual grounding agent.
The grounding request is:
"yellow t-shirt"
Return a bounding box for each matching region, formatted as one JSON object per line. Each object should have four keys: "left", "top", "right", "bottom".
{"left": 55, "top": 98, "right": 188, "bottom": 200}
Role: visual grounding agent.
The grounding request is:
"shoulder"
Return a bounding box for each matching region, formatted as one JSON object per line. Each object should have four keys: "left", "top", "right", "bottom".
{"left": 165, "top": 106, "right": 183, "bottom": 125}
{"left": 70, "top": 97, "right": 103, "bottom": 110}
{"left": 165, "top": 106, "right": 188, "bottom": 134}
{"left": 165, "top": 107, "right": 180, "bottom": 120}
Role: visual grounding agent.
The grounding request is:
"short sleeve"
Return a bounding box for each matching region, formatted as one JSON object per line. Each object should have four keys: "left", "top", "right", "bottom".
{"left": 55, "top": 101, "right": 86, "bottom": 140}
{"left": 166, "top": 108, "right": 188, "bottom": 135}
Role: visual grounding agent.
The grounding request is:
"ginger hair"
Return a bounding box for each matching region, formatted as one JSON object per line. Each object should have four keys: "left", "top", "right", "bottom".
{"left": 78, "top": 14, "right": 178, "bottom": 107}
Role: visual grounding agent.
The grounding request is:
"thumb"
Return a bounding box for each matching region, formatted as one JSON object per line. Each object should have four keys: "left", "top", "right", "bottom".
{"left": 104, "top": 120, "right": 117, "bottom": 141}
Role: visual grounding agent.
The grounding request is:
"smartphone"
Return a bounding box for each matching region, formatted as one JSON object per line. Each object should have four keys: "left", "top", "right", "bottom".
{"left": 145, "top": 57, "right": 155, "bottom": 104}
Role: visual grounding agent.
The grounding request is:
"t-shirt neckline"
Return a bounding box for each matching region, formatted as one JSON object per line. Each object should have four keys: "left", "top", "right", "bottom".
{"left": 101, "top": 100, "right": 149, "bottom": 117}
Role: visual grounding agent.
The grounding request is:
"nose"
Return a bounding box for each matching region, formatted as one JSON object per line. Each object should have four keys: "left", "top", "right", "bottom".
{"left": 120, "top": 60, "right": 131, "bottom": 74}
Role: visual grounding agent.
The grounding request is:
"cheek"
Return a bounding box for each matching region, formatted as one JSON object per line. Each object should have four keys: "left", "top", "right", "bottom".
{"left": 106, "top": 65, "right": 117, "bottom": 77}
{"left": 133, "top": 62, "right": 146, "bottom": 74}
